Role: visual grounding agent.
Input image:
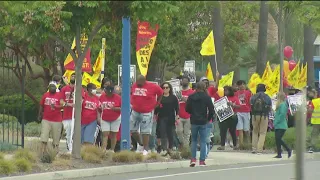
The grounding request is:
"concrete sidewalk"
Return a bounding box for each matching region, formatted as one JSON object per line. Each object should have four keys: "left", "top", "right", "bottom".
{"left": 2, "top": 151, "right": 319, "bottom": 180}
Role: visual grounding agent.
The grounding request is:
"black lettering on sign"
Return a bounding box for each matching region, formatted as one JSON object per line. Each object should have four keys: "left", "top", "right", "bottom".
{"left": 142, "top": 64, "right": 147, "bottom": 68}
{"left": 149, "top": 39, "right": 153, "bottom": 44}
{"left": 139, "top": 50, "right": 149, "bottom": 56}
{"left": 140, "top": 56, "right": 145, "bottom": 63}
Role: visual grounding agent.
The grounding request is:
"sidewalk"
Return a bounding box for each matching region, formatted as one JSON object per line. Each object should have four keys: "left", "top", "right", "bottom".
{"left": 2, "top": 150, "right": 319, "bottom": 180}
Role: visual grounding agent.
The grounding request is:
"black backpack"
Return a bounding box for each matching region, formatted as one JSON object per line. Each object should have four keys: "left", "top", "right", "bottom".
{"left": 252, "top": 93, "right": 267, "bottom": 114}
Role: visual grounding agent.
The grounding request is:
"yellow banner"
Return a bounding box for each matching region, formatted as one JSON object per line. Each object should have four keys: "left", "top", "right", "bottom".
{"left": 200, "top": 31, "right": 216, "bottom": 56}
{"left": 206, "top": 62, "right": 214, "bottom": 81}
{"left": 296, "top": 63, "right": 307, "bottom": 89}
{"left": 262, "top": 61, "right": 272, "bottom": 82}
{"left": 248, "top": 73, "right": 262, "bottom": 94}
{"left": 287, "top": 61, "right": 300, "bottom": 88}
{"left": 218, "top": 71, "right": 234, "bottom": 88}
{"left": 266, "top": 65, "right": 280, "bottom": 97}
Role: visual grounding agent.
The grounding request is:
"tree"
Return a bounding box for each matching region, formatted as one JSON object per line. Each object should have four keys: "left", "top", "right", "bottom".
{"left": 256, "top": 1, "right": 269, "bottom": 76}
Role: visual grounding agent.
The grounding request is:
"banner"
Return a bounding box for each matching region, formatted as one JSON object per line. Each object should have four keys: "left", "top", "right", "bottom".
{"left": 213, "top": 96, "right": 234, "bottom": 122}
{"left": 218, "top": 71, "right": 234, "bottom": 88}
{"left": 81, "top": 72, "right": 101, "bottom": 88}
{"left": 248, "top": 73, "right": 261, "bottom": 94}
{"left": 296, "top": 64, "right": 307, "bottom": 89}
{"left": 266, "top": 65, "right": 280, "bottom": 97}
{"left": 118, "top": 65, "right": 136, "bottom": 86}
{"left": 287, "top": 61, "right": 300, "bottom": 87}
{"left": 64, "top": 48, "right": 92, "bottom": 72}
{"left": 167, "top": 79, "right": 182, "bottom": 101}
{"left": 261, "top": 61, "right": 272, "bottom": 82}
{"left": 205, "top": 62, "right": 214, "bottom": 81}
{"left": 136, "top": 21, "right": 159, "bottom": 76}
{"left": 200, "top": 31, "right": 216, "bottom": 56}
{"left": 183, "top": 60, "right": 196, "bottom": 83}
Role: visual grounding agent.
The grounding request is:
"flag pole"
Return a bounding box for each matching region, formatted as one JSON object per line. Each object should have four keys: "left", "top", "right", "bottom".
{"left": 101, "top": 38, "right": 106, "bottom": 81}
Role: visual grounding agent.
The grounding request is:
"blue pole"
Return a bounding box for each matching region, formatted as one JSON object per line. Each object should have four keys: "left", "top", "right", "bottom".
{"left": 121, "top": 17, "right": 131, "bottom": 150}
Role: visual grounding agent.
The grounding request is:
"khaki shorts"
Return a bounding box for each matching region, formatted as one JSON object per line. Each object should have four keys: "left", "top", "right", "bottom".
{"left": 40, "top": 119, "right": 62, "bottom": 145}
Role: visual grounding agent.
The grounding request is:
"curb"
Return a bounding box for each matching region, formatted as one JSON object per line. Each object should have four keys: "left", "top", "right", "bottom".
{"left": 1, "top": 159, "right": 229, "bottom": 180}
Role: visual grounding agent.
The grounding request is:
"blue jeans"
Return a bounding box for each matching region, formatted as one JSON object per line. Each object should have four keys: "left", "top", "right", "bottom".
{"left": 191, "top": 124, "right": 207, "bottom": 161}
{"left": 81, "top": 120, "right": 97, "bottom": 144}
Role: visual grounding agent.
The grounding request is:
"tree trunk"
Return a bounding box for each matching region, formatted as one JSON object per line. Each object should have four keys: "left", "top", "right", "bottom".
{"left": 212, "top": 2, "right": 224, "bottom": 76}
{"left": 146, "top": 57, "right": 159, "bottom": 81}
{"left": 304, "top": 24, "right": 316, "bottom": 87}
{"left": 256, "top": 1, "right": 269, "bottom": 76}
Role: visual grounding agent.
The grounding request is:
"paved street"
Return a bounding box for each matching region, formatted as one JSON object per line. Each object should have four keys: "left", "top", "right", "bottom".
{"left": 75, "top": 160, "right": 320, "bottom": 180}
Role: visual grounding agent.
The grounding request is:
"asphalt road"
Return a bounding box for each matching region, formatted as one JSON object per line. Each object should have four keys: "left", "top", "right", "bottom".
{"left": 75, "top": 160, "right": 320, "bottom": 180}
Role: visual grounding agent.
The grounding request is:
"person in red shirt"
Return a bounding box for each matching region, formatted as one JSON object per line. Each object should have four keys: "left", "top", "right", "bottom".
{"left": 81, "top": 83, "right": 101, "bottom": 145}
{"left": 60, "top": 73, "right": 76, "bottom": 153}
{"left": 38, "top": 83, "right": 63, "bottom": 154}
{"left": 176, "top": 76, "right": 194, "bottom": 148}
{"left": 217, "top": 86, "right": 240, "bottom": 151}
{"left": 131, "top": 75, "right": 163, "bottom": 155}
{"left": 100, "top": 80, "right": 122, "bottom": 152}
{"left": 235, "top": 80, "right": 252, "bottom": 148}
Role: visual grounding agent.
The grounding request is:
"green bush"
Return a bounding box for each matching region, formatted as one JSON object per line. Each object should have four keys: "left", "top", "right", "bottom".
{"left": 112, "top": 151, "right": 144, "bottom": 163}
{"left": 0, "top": 153, "right": 4, "bottom": 160}
{"left": 14, "top": 158, "right": 32, "bottom": 172}
{"left": 0, "top": 159, "right": 16, "bottom": 175}
{"left": 14, "top": 149, "right": 36, "bottom": 163}
{"left": 180, "top": 147, "right": 192, "bottom": 159}
{"left": 0, "top": 142, "right": 18, "bottom": 152}
{"left": 0, "top": 114, "right": 18, "bottom": 124}
{"left": 0, "top": 94, "right": 42, "bottom": 124}
{"left": 24, "top": 122, "right": 41, "bottom": 137}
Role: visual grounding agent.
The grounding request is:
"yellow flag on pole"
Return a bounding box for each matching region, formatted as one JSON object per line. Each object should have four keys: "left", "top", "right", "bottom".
{"left": 262, "top": 61, "right": 273, "bottom": 82}
{"left": 266, "top": 65, "right": 280, "bottom": 97}
{"left": 82, "top": 72, "right": 92, "bottom": 87}
{"left": 218, "top": 71, "right": 234, "bottom": 88}
{"left": 63, "top": 70, "right": 75, "bottom": 84}
{"left": 296, "top": 63, "right": 307, "bottom": 89}
{"left": 248, "top": 73, "right": 262, "bottom": 94}
{"left": 200, "top": 31, "right": 216, "bottom": 56}
{"left": 92, "top": 50, "right": 103, "bottom": 80}
{"left": 287, "top": 61, "right": 300, "bottom": 87}
{"left": 205, "top": 62, "right": 214, "bottom": 81}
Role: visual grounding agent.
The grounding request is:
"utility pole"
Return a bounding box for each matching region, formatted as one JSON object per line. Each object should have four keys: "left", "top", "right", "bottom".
{"left": 278, "top": 1, "right": 284, "bottom": 92}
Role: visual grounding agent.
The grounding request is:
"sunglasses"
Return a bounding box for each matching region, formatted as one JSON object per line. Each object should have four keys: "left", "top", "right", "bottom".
{"left": 162, "top": 86, "right": 170, "bottom": 89}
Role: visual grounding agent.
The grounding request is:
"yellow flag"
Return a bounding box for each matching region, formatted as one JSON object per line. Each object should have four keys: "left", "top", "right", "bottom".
{"left": 205, "top": 62, "right": 214, "bottom": 81}
{"left": 296, "top": 63, "right": 307, "bottom": 89}
{"left": 92, "top": 50, "right": 103, "bottom": 81}
{"left": 71, "top": 38, "right": 76, "bottom": 49}
{"left": 262, "top": 61, "right": 273, "bottom": 82}
{"left": 266, "top": 65, "right": 280, "bottom": 97}
{"left": 218, "top": 71, "right": 234, "bottom": 88}
{"left": 248, "top": 73, "right": 262, "bottom": 94}
{"left": 63, "top": 70, "right": 75, "bottom": 84}
{"left": 287, "top": 61, "right": 300, "bottom": 88}
{"left": 200, "top": 31, "right": 216, "bottom": 56}
{"left": 82, "top": 72, "right": 92, "bottom": 87}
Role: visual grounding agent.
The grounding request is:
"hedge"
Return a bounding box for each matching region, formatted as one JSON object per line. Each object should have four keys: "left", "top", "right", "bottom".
{"left": 0, "top": 94, "right": 41, "bottom": 124}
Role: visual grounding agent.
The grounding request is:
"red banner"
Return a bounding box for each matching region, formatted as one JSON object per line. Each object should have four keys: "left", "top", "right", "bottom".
{"left": 64, "top": 48, "right": 92, "bottom": 72}
{"left": 136, "top": 21, "right": 159, "bottom": 76}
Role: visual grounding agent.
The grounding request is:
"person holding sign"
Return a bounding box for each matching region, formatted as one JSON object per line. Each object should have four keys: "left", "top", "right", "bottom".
{"left": 186, "top": 82, "right": 214, "bottom": 167}
{"left": 176, "top": 76, "right": 194, "bottom": 148}
{"left": 217, "top": 86, "right": 240, "bottom": 151}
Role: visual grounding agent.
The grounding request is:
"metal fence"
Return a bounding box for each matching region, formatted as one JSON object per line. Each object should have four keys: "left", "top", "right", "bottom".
{"left": 0, "top": 52, "right": 25, "bottom": 148}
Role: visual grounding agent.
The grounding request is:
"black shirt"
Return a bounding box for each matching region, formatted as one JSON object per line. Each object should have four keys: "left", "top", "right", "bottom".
{"left": 155, "top": 94, "right": 179, "bottom": 122}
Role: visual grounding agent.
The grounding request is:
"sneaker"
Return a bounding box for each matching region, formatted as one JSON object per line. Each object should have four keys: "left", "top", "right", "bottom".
{"left": 160, "top": 150, "right": 168, "bottom": 156}
{"left": 190, "top": 158, "right": 196, "bottom": 167}
{"left": 251, "top": 151, "right": 257, "bottom": 154}
{"left": 288, "top": 150, "right": 292, "bottom": 158}
{"left": 136, "top": 144, "right": 144, "bottom": 153}
{"left": 274, "top": 155, "right": 282, "bottom": 159}
{"left": 217, "top": 146, "right": 225, "bottom": 151}
{"left": 308, "top": 148, "right": 314, "bottom": 153}
{"left": 199, "top": 161, "right": 206, "bottom": 166}
{"left": 142, "top": 150, "right": 149, "bottom": 156}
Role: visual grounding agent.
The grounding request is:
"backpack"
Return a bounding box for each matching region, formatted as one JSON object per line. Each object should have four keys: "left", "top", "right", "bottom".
{"left": 252, "top": 93, "right": 267, "bottom": 114}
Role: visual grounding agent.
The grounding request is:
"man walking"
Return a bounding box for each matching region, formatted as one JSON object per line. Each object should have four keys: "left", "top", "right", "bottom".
{"left": 186, "top": 82, "right": 214, "bottom": 167}
{"left": 176, "top": 76, "right": 194, "bottom": 148}
{"left": 130, "top": 75, "right": 163, "bottom": 155}
{"left": 250, "top": 84, "right": 272, "bottom": 154}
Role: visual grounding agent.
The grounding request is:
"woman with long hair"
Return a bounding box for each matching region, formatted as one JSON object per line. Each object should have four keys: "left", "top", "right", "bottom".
{"left": 155, "top": 82, "right": 179, "bottom": 156}
{"left": 217, "top": 86, "right": 240, "bottom": 151}
{"left": 274, "top": 92, "right": 292, "bottom": 158}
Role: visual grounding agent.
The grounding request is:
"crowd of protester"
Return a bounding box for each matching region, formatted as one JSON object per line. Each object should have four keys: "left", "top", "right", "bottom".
{"left": 38, "top": 72, "right": 320, "bottom": 167}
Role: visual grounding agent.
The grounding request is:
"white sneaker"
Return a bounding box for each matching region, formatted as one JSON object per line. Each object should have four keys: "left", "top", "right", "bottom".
{"left": 160, "top": 150, "right": 168, "bottom": 156}
{"left": 142, "top": 150, "right": 149, "bottom": 156}
{"left": 136, "top": 144, "right": 144, "bottom": 153}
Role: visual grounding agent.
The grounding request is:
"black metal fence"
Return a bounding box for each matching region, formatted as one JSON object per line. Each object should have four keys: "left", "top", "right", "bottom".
{"left": 0, "top": 52, "right": 25, "bottom": 148}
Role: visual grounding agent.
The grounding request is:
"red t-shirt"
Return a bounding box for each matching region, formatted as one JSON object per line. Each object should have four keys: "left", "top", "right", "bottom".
{"left": 40, "top": 92, "right": 62, "bottom": 122}
{"left": 60, "top": 85, "right": 86, "bottom": 120}
{"left": 100, "top": 93, "right": 122, "bottom": 121}
{"left": 226, "top": 95, "right": 241, "bottom": 113}
{"left": 207, "top": 86, "right": 221, "bottom": 101}
{"left": 131, "top": 82, "right": 163, "bottom": 113}
{"left": 81, "top": 93, "right": 100, "bottom": 125}
{"left": 179, "top": 89, "right": 195, "bottom": 119}
{"left": 235, "top": 90, "right": 252, "bottom": 113}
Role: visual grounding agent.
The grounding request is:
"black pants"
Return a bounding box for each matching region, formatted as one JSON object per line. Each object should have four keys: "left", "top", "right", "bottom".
{"left": 219, "top": 115, "right": 238, "bottom": 147}
{"left": 157, "top": 117, "right": 174, "bottom": 150}
{"left": 275, "top": 129, "right": 290, "bottom": 156}
{"left": 287, "top": 115, "right": 295, "bottom": 128}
